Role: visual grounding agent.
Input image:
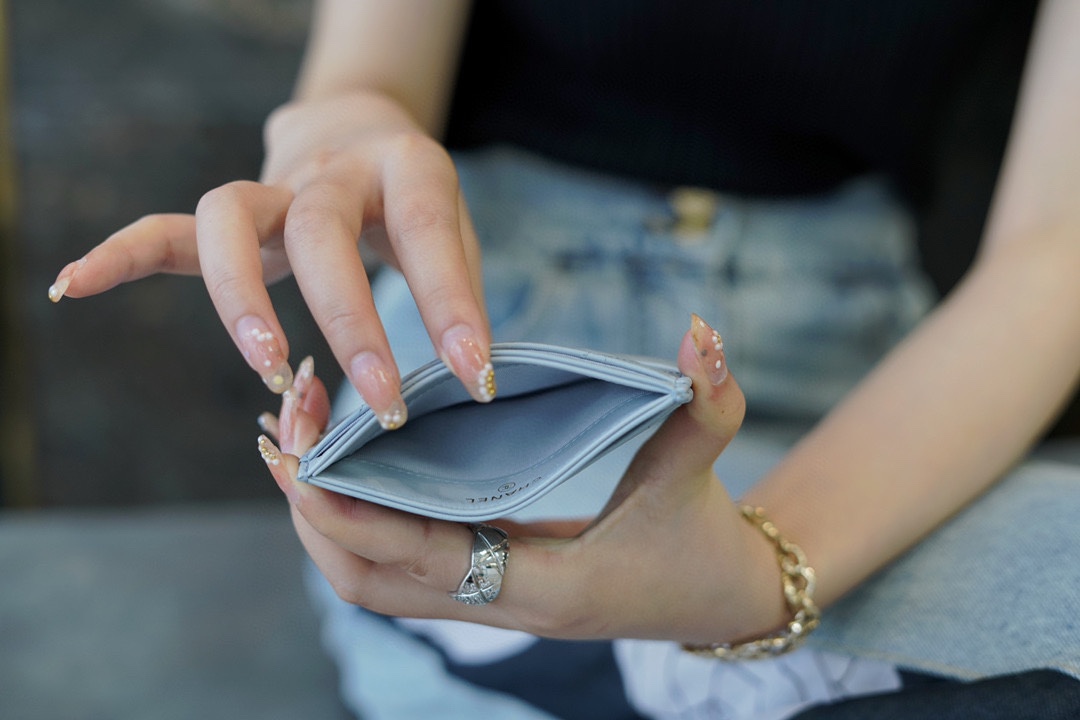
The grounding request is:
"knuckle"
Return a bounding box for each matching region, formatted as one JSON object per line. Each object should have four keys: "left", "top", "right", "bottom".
{"left": 196, "top": 181, "right": 257, "bottom": 218}
{"left": 263, "top": 101, "right": 300, "bottom": 143}
{"left": 284, "top": 184, "right": 351, "bottom": 245}
{"left": 329, "top": 573, "right": 375, "bottom": 608}
{"left": 398, "top": 519, "right": 439, "bottom": 583}
{"left": 316, "top": 301, "right": 367, "bottom": 340}
{"left": 393, "top": 200, "right": 457, "bottom": 246}
{"left": 389, "top": 132, "right": 460, "bottom": 185}
{"left": 203, "top": 265, "right": 249, "bottom": 305}
{"left": 111, "top": 215, "right": 183, "bottom": 277}
{"left": 388, "top": 129, "right": 448, "bottom": 165}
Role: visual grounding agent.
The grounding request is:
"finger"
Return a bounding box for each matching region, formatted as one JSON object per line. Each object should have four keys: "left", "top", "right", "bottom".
{"left": 622, "top": 314, "right": 746, "bottom": 487}
{"left": 259, "top": 439, "right": 468, "bottom": 616}
{"left": 382, "top": 140, "right": 494, "bottom": 403}
{"left": 299, "top": 375, "right": 332, "bottom": 441}
{"left": 300, "top": 485, "right": 475, "bottom": 595}
{"left": 277, "top": 356, "right": 331, "bottom": 455}
{"left": 257, "top": 435, "right": 474, "bottom": 595}
{"left": 258, "top": 435, "right": 575, "bottom": 628}
{"left": 195, "top": 181, "right": 295, "bottom": 393}
{"left": 290, "top": 506, "right": 478, "bottom": 618}
{"left": 458, "top": 193, "right": 489, "bottom": 326}
{"left": 283, "top": 170, "right": 411, "bottom": 430}
{"left": 48, "top": 214, "right": 199, "bottom": 302}
{"left": 277, "top": 357, "right": 310, "bottom": 455}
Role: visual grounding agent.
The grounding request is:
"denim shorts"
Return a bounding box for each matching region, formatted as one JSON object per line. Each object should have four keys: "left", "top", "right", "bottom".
{"left": 318, "top": 147, "right": 1080, "bottom": 719}
{"left": 367, "top": 146, "right": 933, "bottom": 422}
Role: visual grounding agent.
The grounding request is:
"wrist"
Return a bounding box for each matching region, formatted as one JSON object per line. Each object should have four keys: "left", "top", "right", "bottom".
{"left": 685, "top": 505, "right": 820, "bottom": 659}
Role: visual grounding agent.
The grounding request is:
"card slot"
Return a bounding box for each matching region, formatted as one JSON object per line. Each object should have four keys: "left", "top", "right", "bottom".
{"left": 325, "top": 380, "right": 646, "bottom": 485}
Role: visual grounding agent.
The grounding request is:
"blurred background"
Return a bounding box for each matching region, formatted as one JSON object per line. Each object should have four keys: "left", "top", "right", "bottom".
{"left": 1, "top": 1, "right": 354, "bottom": 718}
{"left": 2, "top": 0, "right": 334, "bottom": 510}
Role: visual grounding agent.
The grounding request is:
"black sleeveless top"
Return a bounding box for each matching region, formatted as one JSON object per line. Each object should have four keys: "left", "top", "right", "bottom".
{"left": 445, "top": 0, "right": 1037, "bottom": 208}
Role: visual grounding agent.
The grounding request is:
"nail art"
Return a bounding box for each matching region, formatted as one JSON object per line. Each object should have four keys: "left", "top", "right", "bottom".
{"left": 294, "top": 356, "right": 315, "bottom": 395}
{"left": 236, "top": 315, "right": 294, "bottom": 394}
{"left": 441, "top": 324, "right": 496, "bottom": 403}
{"left": 278, "top": 357, "right": 314, "bottom": 450}
{"left": 690, "top": 313, "right": 728, "bottom": 385}
{"left": 47, "top": 258, "right": 87, "bottom": 303}
{"left": 349, "top": 351, "right": 408, "bottom": 430}
{"left": 258, "top": 434, "right": 281, "bottom": 466}
{"left": 258, "top": 434, "right": 300, "bottom": 505}
{"left": 279, "top": 386, "right": 302, "bottom": 449}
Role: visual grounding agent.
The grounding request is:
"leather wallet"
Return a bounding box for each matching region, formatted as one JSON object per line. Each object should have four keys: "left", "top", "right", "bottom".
{"left": 297, "top": 342, "right": 693, "bottom": 521}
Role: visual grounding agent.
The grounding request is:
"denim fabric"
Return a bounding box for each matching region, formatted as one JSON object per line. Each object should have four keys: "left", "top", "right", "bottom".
{"left": 808, "top": 459, "right": 1080, "bottom": 680}
{"left": 318, "top": 147, "right": 1080, "bottom": 719}
{"left": 343, "top": 146, "right": 932, "bottom": 423}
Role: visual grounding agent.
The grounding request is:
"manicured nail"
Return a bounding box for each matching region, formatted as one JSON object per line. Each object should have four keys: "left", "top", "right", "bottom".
{"left": 258, "top": 434, "right": 299, "bottom": 504}
{"left": 690, "top": 313, "right": 728, "bottom": 385}
{"left": 278, "top": 356, "right": 314, "bottom": 450}
{"left": 258, "top": 433, "right": 282, "bottom": 466}
{"left": 236, "top": 315, "right": 293, "bottom": 394}
{"left": 294, "top": 356, "right": 314, "bottom": 394}
{"left": 47, "top": 258, "right": 87, "bottom": 303}
{"left": 279, "top": 387, "right": 302, "bottom": 451}
{"left": 349, "top": 351, "right": 408, "bottom": 430}
{"left": 440, "top": 324, "right": 496, "bottom": 403}
{"left": 257, "top": 412, "right": 280, "bottom": 439}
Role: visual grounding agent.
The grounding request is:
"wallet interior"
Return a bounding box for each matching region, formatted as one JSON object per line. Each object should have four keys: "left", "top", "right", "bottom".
{"left": 316, "top": 375, "right": 658, "bottom": 509}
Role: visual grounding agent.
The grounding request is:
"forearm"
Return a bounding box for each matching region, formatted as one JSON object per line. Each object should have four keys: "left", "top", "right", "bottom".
{"left": 293, "top": 0, "right": 471, "bottom": 135}
{"left": 745, "top": 241, "right": 1080, "bottom": 608}
{"left": 744, "top": 0, "right": 1080, "bottom": 611}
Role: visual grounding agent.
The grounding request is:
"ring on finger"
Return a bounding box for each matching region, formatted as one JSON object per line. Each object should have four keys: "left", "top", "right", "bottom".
{"left": 449, "top": 524, "right": 509, "bottom": 606}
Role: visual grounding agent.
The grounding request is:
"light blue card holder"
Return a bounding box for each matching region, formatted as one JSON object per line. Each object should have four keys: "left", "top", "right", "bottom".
{"left": 298, "top": 343, "right": 693, "bottom": 521}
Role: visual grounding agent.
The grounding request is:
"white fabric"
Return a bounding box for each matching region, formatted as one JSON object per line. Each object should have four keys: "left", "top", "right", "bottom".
{"left": 615, "top": 640, "right": 900, "bottom": 720}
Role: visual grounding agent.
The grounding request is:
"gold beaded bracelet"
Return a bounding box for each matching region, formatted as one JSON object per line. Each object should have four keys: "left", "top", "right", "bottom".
{"left": 683, "top": 505, "right": 821, "bottom": 660}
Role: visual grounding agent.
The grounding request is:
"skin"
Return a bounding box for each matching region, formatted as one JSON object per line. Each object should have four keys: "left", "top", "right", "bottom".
{"left": 52, "top": 0, "right": 1080, "bottom": 646}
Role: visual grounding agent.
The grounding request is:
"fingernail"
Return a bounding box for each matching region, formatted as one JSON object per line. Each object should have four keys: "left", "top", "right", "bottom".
{"left": 279, "top": 387, "right": 302, "bottom": 452}
{"left": 279, "top": 356, "right": 314, "bottom": 451}
{"left": 690, "top": 313, "right": 728, "bottom": 385}
{"left": 236, "top": 315, "right": 293, "bottom": 394}
{"left": 258, "top": 434, "right": 299, "bottom": 504}
{"left": 47, "top": 258, "right": 87, "bottom": 303}
{"left": 349, "top": 351, "right": 408, "bottom": 430}
{"left": 257, "top": 412, "right": 280, "bottom": 439}
{"left": 440, "top": 324, "right": 496, "bottom": 403}
{"left": 293, "top": 356, "right": 315, "bottom": 398}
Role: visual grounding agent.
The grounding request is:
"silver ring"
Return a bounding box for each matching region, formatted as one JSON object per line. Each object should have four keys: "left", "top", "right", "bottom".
{"left": 450, "top": 524, "right": 509, "bottom": 606}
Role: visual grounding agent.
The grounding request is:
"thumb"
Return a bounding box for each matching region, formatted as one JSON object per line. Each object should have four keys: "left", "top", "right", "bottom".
{"left": 623, "top": 314, "right": 746, "bottom": 487}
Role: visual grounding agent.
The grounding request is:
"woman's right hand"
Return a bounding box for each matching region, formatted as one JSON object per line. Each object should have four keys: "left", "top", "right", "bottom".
{"left": 48, "top": 89, "right": 493, "bottom": 427}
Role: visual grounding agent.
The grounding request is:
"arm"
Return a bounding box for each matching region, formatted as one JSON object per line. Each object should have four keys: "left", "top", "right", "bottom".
{"left": 293, "top": 0, "right": 471, "bottom": 135}
{"left": 260, "top": 0, "right": 1079, "bottom": 647}
{"left": 743, "top": 0, "right": 1080, "bottom": 610}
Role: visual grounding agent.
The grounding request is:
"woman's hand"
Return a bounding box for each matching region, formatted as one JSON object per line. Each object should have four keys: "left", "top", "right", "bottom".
{"left": 48, "top": 90, "right": 492, "bottom": 425}
{"left": 259, "top": 316, "right": 790, "bottom": 646}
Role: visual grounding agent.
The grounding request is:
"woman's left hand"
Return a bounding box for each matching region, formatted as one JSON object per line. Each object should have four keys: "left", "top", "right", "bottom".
{"left": 259, "top": 316, "right": 788, "bottom": 645}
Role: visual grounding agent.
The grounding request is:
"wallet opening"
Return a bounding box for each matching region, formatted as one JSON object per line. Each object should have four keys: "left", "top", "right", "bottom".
{"left": 310, "top": 378, "right": 666, "bottom": 515}
{"left": 299, "top": 343, "right": 692, "bottom": 520}
{"left": 324, "top": 378, "right": 651, "bottom": 480}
